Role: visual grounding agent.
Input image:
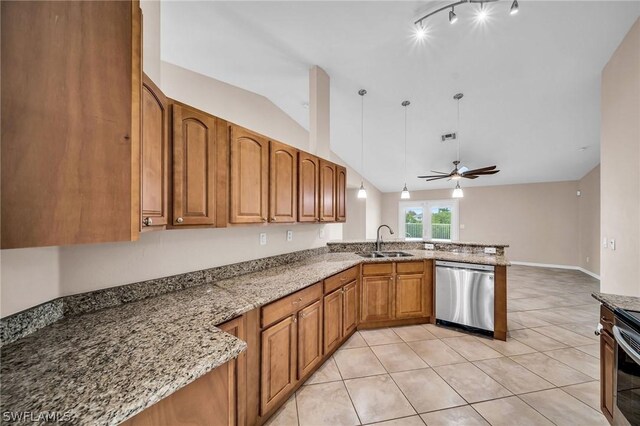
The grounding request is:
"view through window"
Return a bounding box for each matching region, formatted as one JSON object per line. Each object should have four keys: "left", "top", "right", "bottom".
{"left": 399, "top": 200, "right": 459, "bottom": 241}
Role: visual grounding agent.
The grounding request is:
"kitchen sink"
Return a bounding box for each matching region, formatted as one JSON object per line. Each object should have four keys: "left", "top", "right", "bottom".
{"left": 356, "top": 251, "right": 387, "bottom": 258}
{"left": 356, "top": 251, "right": 413, "bottom": 258}
{"left": 379, "top": 251, "right": 413, "bottom": 257}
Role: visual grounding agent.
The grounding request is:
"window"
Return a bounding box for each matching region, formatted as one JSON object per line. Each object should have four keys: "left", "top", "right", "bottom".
{"left": 399, "top": 199, "right": 459, "bottom": 241}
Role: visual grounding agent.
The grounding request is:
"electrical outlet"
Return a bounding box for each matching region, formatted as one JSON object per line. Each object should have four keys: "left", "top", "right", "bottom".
{"left": 286, "top": 230, "right": 293, "bottom": 242}
{"left": 424, "top": 243, "right": 434, "bottom": 250}
{"left": 610, "top": 239, "right": 616, "bottom": 250}
{"left": 319, "top": 228, "right": 325, "bottom": 239}
{"left": 586, "top": 256, "right": 590, "bottom": 263}
{"left": 460, "top": 224, "right": 465, "bottom": 230}
{"left": 484, "top": 247, "right": 497, "bottom": 254}
{"left": 603, "top": 237, "right": 608, "bottom": 248}
{"left": 259, "top": 233, "right": 267, "bottom": 246}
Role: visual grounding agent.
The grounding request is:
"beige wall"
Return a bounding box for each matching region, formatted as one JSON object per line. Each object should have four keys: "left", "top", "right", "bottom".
{"left": 578, "top": 165, "right": 601, "bottom": 275}
{"left": 601, "top": 19, "right": 640, "bottom": 296}
{"left": 343, "top": 189, "right": 366, "bottom": 240}
{"left": 382, "top": 181, "right": 582, "bottom": 266}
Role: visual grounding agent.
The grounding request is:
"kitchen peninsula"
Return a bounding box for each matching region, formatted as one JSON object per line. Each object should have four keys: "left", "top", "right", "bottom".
{"left": 0, "top": 241, "right": 509, "bottom": 425}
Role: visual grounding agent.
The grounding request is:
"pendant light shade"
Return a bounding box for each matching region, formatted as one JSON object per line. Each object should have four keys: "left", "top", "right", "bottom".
{"left": 357, "top": 182, "right": 367, "bottom": 199}
{"left": 510, "top": 0, "right": 519, "bottom": 15}
{"left": 358, "top": 89, "right": 367, "bottom": 200}
{"left": 401, "top": 184, "right": 411, "bottom": 199}
{"left": 452, "top": 182, "right": 464, "bottom": 198}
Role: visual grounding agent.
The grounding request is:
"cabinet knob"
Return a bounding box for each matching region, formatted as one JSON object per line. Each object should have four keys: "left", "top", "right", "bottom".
{"left": 176, "top": 217, "right": 184, "bottom": 224}
{"left": 293, "top": 317, "right": 297, "bottom": 323}
{"left": 320, "top": 218, "right": 325, "bottom": 222}
{"left": 271, "top": 217, "right": 276, "bottom": 222}
{"left": 143, "top": 217, "right": 153, "bottom": 226}
{"left": 262, "top": 217, "right": 267, "bottom": 222}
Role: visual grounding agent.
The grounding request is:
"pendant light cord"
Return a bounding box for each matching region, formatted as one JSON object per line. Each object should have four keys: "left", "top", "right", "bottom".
{"left": 361, "top": 94, "right": 365, "bottom": 174}
{"left": 404, "top": 104, "right": 408, "bottom": 183}
{"left": 456, "top": 97, "right": 461, "bottom": 163}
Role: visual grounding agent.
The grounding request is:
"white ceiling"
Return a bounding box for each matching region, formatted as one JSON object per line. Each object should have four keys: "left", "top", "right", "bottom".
{"left": 161, "top": 1, "right": 639, "bottom": 192}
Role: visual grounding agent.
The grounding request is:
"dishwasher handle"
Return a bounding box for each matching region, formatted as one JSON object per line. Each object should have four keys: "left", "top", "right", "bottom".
{"left": 435, "top": 260, "right": 495, "bottom": 272}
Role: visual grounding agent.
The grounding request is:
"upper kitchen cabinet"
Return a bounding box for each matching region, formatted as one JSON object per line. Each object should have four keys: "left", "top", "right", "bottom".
{"left": 319, "top": 160, "right": 336, "bottom": 222}
{"left": 229, "top": 125, "right": 269, "bottom": 224}
{"left": 1, "top": 0, "right": 142, "bottom": 248}
{"left": 298, "top": 152, "right": 320, "bottom": 223}
{"left": 269, "top": 141, "right": 298, "bottom": 223}
{"left": 141, "top": 74, "right": 169, "bottom": 231}
{"left": 336, "top": 165, "right": 347, "bottom": 222}
{"left": 172, "top": 102, "right": 227, "bottom": 227}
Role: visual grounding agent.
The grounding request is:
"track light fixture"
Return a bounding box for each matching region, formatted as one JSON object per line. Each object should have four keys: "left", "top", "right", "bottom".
{"left": 414, "top": 0, "right": 519, "bottom": 33}
{"left": 449, "top": 7, "right": 458, "bottom": 24}
{"left": 510, "top": 0, "right": 519, "bottom": 15}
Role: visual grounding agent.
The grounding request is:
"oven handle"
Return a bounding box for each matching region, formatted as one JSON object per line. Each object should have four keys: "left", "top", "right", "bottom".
{"left": 613, "top": 325, "right": 640, "bottom": 365}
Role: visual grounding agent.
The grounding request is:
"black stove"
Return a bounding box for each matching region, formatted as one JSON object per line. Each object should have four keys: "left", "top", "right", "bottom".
{"left": 613, "top": 307, "right": 640, "bottom": 426}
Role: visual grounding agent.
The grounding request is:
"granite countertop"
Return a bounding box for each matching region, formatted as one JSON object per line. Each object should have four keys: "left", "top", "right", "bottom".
{"left": 0, "top": 250, "right": 508, "bottom": 425}
{"left": 592, "top": 292, "right": 640, "bottom": 312}
{"left": 328, "top": 239, "right": 510, "bottom": 247}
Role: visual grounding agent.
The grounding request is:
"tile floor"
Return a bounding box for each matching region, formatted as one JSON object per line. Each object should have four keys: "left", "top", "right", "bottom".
{"left": 266, "top": 265, "right": 608, "bottom": 426}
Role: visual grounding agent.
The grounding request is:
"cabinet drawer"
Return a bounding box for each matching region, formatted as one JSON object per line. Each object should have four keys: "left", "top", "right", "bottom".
{"left": 396, "top": 261, "right": 425, "bottom": 274}
{"left": 262, "top": 283, "right": 322, "bottom": 328}
{"left": 362, "top": 263, "right": 393, "bottom": 276}
{"left": 600, "top": 305, "right": 614, "bottom": 335}
{"left": 324, "top": 266, "right": 358, "bottom": 293}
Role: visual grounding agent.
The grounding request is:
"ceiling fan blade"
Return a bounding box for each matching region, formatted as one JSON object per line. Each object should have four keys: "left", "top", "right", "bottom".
{"left": 467, "top": 170, "right": 500, "bottom": 176}
{"left": 430, "top": 170, "right": 449, "bottom": 175}
{"left": 462, "top": 175, "right": 479, "bottom": 179}
{"left": 423, "top": 176, "right": 449, "bottom": 181}
{"left": 462, "top": 165, "right": 497, "bottom": 175}
{"left": 417, "top": 174, "right": 452, "bottom": 179}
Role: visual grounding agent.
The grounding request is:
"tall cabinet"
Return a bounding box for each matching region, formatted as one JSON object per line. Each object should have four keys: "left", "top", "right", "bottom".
{"left": 1, "top": 0, "right": 142, "bottom": 248}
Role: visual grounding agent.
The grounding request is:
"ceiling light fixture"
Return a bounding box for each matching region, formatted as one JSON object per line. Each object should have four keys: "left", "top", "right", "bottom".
{"left": 357, "top": 89, "right": 367, "bottom": 199}
{"left": 414, "top": 0, "right": 518, "bottom": 31}
{"left": 510, "top": 0, "right": 519, "bottom": 15}
{"left": 449, "top": 7, "right": 458, "bottom": 24}
{"left": 401, "top": 100, "right": 411, "bottom": 199}
{"left": 452, "top": 182, "right": 464, "bottom": 198}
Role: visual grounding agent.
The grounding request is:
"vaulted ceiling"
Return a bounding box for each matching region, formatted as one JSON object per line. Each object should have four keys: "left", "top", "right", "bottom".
{"left": 161, "top": 1, "right": 639, "bottom": 192}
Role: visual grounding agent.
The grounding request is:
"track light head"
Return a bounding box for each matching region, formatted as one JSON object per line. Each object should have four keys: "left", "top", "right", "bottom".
{"left": 449, "top": 8, "right": 458, "bottom": 24}
{"left": 510, "top": 0, "right": 519, "bottom": 15}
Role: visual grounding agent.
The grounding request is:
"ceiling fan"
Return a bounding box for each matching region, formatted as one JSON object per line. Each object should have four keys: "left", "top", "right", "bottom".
{"left": 418, "top": 160, "right": 499, "bottom": 181}
{"left": 418, "top": 92, "right": 500, "bottom": 184}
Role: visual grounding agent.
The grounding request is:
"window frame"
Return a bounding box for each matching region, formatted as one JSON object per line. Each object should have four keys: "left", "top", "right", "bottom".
{"left": 398, "top": 199, "right": 460, "bottom": 242}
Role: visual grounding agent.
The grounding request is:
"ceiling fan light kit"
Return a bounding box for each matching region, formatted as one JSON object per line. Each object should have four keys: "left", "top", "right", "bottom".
{"left": 417, "top": 92, "right": 500, "bottom": 198}
{"left": 414, "top": 0, "right": 520, "bottom": 34}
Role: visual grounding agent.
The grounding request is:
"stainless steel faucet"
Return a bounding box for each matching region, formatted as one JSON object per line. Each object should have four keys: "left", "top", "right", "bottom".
{"left": 376, "top": 225, "right": 394, "bottom": 252}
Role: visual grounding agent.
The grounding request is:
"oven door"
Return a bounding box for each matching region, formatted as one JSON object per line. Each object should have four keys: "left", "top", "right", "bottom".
{"left": 613, "top": 323, "right": 640, "bottom": 426}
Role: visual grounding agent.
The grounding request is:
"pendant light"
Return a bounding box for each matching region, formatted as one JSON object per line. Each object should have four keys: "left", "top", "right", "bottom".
{"left": 400, "top": 100, "right": 411, "bottom": 199}
{"left": 452, "top": 182, "right": 464, "bottom": 198}
{"left": 452, "top": 93, "right": 464, "bottom": 199}
{"left": 357, "top": 89, "right": 367, "bottom": 199}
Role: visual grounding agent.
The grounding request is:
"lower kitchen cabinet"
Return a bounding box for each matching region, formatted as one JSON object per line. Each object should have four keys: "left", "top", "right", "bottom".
{"left": 599, "top": 305, "right": 616, "bottom": 423}
{"left": 323, "top": 288, "right": 344, "bottom": 354}
{"left": 343, "top": 281, "right": 358, "bottom": 335}
{"left": 297, "top": 300, "right": 323, "bottom": 378}
{"left": 260, "top": 315, "right": 297, "bottom": 416}
{"left": 324, "top": 267, "right": 360, "bottom": 353}
{"left": 360, "top": 261, "right": 433, "bottom": 326}
{"left": 121, "top": 359, "right": 236, "bottom": 426}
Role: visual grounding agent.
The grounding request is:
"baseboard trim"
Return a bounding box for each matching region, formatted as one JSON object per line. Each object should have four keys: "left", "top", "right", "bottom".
{"left": 510, "top": 261, "right": 600, "bottom": 280}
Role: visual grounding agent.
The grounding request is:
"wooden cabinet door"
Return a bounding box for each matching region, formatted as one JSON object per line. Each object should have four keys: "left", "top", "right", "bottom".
{"left": 319, "top": 160, "right": 336, "bottom": 222}
{"left": 361, "top": 276, "right": 394, "bottom": 323}
{"left": 343, "top": 280, "right": 358, "bottom": 336}
{"left": 600, "top": 331, "right": 615, "bottom": 422}
{"left": 336, "top": 166, "right": 347, "bottom": 222}
{"left": 261, "top": 316, "right": 297, "bottom": 415}
{"left": 395, "top": 274, "right": 429, "bottom": 319}
{"left": 141, "top": 74, "right": 169, "bottom": 230}
{"left": 230, "top": 125, "right": 269, "bottom": 223}
{"left": 298, "top": 152, "right": 319, "bottom": 223}
{"left": 269, "top": 141, "right": 298, "bottom": 223}
{"left": 323, "top": 288, "right": 343, "bottom": 354}
{"left": 172, "top": 104, "right": 217, "bottom": 226}
{"left": 219, "top": 316, "right": 246, "bottom": 426}
{"left": 298, "top": 300, "right": 323, "bottom": 379}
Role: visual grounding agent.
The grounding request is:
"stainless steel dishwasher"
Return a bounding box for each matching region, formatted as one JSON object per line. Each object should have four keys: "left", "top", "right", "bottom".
{"left": 435, "top": 261, "right": 495, "bottom": 336}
